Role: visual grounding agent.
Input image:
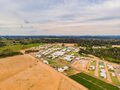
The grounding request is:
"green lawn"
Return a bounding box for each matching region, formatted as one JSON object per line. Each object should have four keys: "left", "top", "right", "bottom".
{"left": 70, "top": 72, "right": 119, "bottom": 90}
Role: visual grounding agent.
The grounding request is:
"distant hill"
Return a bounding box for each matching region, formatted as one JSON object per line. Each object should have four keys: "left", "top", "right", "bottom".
{"left": 0, "top": 35, "right": 120, "bottom": 39}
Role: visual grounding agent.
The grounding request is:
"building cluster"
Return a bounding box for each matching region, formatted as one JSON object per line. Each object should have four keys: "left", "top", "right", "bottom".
{"left": 64, "top": 54, "right": 75, "bottom": 62}
{"left": 49, "top": 47, "right": 75, "bottom": 59}
{"left": 107, "top": 64, "right": 116, "bottom": 77}
{"left": 35, "top": 46, "right": 61, "bottom": 58}
{"left": 107, "top": 64, "right": 114, "bottom": 71}
{"left": 34, "top": 44, "right": 80, "bottom": 73}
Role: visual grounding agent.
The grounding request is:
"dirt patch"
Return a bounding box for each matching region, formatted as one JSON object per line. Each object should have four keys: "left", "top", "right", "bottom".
{"left": 0, "top": 55, "right": 87, "bottom": 90}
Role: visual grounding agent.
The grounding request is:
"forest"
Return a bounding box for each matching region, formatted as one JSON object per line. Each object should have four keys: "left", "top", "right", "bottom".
{"left": 79, "top": 47, "right": 120, "bottom": 63}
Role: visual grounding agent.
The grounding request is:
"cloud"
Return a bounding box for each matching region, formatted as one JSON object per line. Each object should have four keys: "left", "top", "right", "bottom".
{"left": 0, "top": 0, "right": 120, "bottom": 35}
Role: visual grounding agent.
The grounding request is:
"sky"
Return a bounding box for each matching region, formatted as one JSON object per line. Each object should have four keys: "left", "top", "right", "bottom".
{"left": 0, "top": 0, "right": 120, "bottom": 35}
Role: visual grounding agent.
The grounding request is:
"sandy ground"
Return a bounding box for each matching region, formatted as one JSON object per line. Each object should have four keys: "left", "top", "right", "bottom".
{"left": 70, "top": 60, "right": 89, "bottom": 74}
{"left": 70, "top": 60, "right": 83, "bottom": 71}
{"left": 0, "top": 55, "right": 87, "bottom": 90}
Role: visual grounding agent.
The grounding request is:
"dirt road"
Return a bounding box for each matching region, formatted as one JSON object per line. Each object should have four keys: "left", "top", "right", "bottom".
{"left": 94, "top": 57, "right": 99, "bottom": 77}
{"left": 0, "top": 55, "right": 87, "bottom": 90}
{"left": 104, "top": 62, "right": 112, "bottom": 83}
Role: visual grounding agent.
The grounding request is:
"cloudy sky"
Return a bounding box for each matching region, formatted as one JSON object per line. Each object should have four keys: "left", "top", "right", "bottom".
{"left": 0, "top": 0, "right": 120, "bottom": 35}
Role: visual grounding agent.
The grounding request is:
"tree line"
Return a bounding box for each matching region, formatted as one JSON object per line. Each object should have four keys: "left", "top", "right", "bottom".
{"left": 79, "top": 47, "right": 120, "bottom": 63}
{"left": 0, "top": 38, "right": 120, "bottom": 47}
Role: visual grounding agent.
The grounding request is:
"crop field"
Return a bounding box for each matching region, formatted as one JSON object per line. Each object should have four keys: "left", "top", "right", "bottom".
{"left": 70, "top": 72, "right": 119, "bottom": 90}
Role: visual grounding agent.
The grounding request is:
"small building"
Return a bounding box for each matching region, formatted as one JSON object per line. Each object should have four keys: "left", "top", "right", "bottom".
{"left": 100, "top": 69, "right": 106, "bottom": 73}
{"left": 89, "top": 65, "right": 95, "bottom": 70}
{"left": 63, "top": 66, "right": 69, "bottom": 70}
{"left": 108, "top": 65, "right": 114, "bottom": 71}
{"left": 36, "top": 54, "right": 41, "bottom": 58}
{"left": 57, "top": 68, "right": 64, "bottom": 72}
{"left": 100, "top": 69, "right": 106, "bottom": 78}
{"left": 99, "top": 65, "right": 104, "bottom": 69}
{"left": 57, "top": 66, "right": 69, "bottom": 72}
{"left": 43, "top": 60, "right": 49, "bottom": 64}
{"left": 100, "top": 72, "right": 107, "bottom": 78}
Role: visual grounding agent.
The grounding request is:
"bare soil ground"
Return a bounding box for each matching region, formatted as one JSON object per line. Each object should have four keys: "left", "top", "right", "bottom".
{"left": 94, "top": 58, "right": 99, "bottom": 77}
{"left": 70, "top": 59, "right": 89, "bottom": 73}
{"left": 104, "top": 62, "right": 112, "bottom": 83}
{"left": 0, "top": 55, "right": 87, "bottom": 90}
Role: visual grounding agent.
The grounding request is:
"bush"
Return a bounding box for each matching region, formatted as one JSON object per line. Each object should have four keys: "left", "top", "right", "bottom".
{"left": 0, "top": 49, "right": 23, "bottom": 58}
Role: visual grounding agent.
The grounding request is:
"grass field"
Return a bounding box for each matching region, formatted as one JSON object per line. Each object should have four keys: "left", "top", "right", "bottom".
{"left": 70, "top": 72, "right": 119, "bottom": 90}
{"left": 0, "top": 43, "right": 43, "bottom": 58}
{"left": 0, "top": 43, "right": 42, "bottom": 51}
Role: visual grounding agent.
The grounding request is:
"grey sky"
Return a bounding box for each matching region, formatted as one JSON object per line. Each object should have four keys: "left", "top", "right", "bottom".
{"left": 0, "top": 0, "right": 120, "bottom": 35}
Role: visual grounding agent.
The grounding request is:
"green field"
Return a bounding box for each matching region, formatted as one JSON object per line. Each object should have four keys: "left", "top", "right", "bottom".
{"left": 0, "top": 43, "right": 42, "bottom": 51}
{"left": 70, "top": 72, "right": 119, "bottom": 90}
{"left": 0, "top": 43, "right": 43, "bottom": 58}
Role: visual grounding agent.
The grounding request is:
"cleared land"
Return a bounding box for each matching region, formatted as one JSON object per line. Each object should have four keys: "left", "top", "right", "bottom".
{"left": 0, "top": 54, "right": 87, "bottom": 90}
{"left": 70, "top": 72, "right": 119, "bottom": 90}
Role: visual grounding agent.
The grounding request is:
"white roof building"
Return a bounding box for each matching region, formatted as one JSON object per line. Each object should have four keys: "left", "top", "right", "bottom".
{"left": 108, "top": 65, "right": 114, "bottom": 70}
{"left": 100, "top": 69, "right": 106, "bottom": 73}
{"left": 43, "top": 60, "right": 49, "bottom": 64}
{"left": 63, "top": 66, "right": 69, "bottom": 70}
{"left": 99, "top": 65, "right": 104, "bottom": 69}
{"left": 57, "top": 66, "right": 69, "bottom": 72}
{"left": 58, "top": 68, "right": 64, "bottom": 72}
{"left": 35, "top": 54, "right": 41, "bottom": 58}
{"left": 90, "top": 65, "right": 95, "bottom": 70}
{"left": 100, "top": 69, "right": 106, "bottom": 78}
{"left": 100, "top": 72, "right": 107, "bottom": 78}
